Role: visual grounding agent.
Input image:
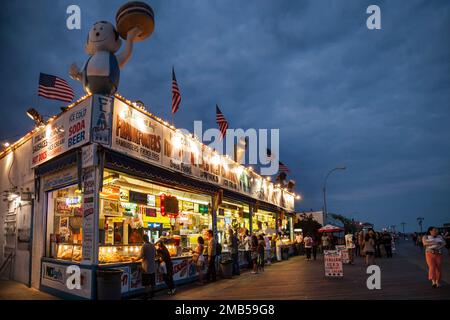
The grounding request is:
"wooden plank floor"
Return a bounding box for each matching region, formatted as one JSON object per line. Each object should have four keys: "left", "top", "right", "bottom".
{"left": 156, "top": 241, "right": 450, "bottom": 300}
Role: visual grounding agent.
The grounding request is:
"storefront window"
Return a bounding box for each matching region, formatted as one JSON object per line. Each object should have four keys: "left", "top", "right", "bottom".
{"left": 46, "top": 185, "right": 83, "bottom": 262}
{"left": 97, "top": 170, "right": 213, "bottom": 263}
{"left": 253, "top": 210, "right": 276, "bottom": 236}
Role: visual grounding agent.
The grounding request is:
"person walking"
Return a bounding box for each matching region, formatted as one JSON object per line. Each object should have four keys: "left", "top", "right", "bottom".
{"left": 205, "top": 229, "right": 217, "bottom": 282}
{"left": 363, "top": 229, "right": 376, "bottom": 266}
{"left": 382, "top": 231, "right": 393, "bottom": 258}
{"left": 243, "top": 230, "right": 252, "bottom": 269}
{"left": 229, "top": 228, "right": 240, "bottom": 276}
{"left": 358, "top": 231, "right": 365, "bottom": 257}
{"left": 264, "top": 233, "right": 271, "bottom": 265}
{"left": 304, "top": 234, "right": 313, "bottom": 261}
{"left": 422, "top": 227, "right": 445, "bottom": 288}
{"left": 257, "top": 235, "right": 266, "bottom": 272}
{"left": 156, "top": 240, "right": 176, "bottom": 295}
{"left": 311, "top": 235, "right": 318, "bottom": 260}
{"left": 345, "top": 231, "right": 355, "bottom": 264}
{"left": 133, "top": 235, "right": 156, "bottom": 300}
{"left": 275, "top": 235, "right": 283, "bottom": 261}
{"left": 191, "top": 236, "right": 205, "bottom": 284}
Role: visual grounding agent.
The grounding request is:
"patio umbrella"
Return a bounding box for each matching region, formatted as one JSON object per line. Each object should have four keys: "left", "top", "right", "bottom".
{"left": 318, "top": 224, "right": 344, "bottom": 233}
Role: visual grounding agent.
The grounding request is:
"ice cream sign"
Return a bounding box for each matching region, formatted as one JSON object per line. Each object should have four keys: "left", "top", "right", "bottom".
{"left": 31, "top": 97, "right": 92, "bottom": 167}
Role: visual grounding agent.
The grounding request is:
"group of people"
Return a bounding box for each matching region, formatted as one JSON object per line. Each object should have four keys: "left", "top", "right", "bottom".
{"left": 133, "top": 234, "right": 176, "bottom": 300}
{"left": 294, "top": 229, "right": 396, "bottom": 266}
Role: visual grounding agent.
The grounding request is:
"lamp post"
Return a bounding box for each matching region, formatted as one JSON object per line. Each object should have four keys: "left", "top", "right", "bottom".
{"left": 401, "top": 222, "right": 406, "bottom": 239}
{"left": 323, "top": 166, "right": 346, "bottom": 222}
{"left": 417, "top": 217, "right": 424, "bottom": 233}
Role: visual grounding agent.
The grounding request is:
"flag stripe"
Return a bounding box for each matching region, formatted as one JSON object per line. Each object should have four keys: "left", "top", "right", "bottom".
{"left": 172, "top": 67, "right": 181, "bottom": 114}
{"left": 38, "top": 73, "right": 74, "bottom": 103}
{"left": 216, "top": 105, "right": 229, "bottom": 139}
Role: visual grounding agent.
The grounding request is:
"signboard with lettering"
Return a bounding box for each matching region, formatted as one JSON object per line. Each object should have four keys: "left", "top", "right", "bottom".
{"left": 107, "top": 98, "right": 295, "bottom": 211}
{"left": 91, "top": 95, "right": 113, "bottom": 146}
{"left": 112, "top": 98, "right": 163, "bottom": 166}
{"left": 324, "top": 250, "right": 343, "bottom": 277}
{"left": 31, "top": 97, "right": 92, "bottom": 167}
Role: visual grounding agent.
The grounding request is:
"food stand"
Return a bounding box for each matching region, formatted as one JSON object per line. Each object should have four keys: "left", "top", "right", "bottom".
{"left": 26, "top": 94, "right": 296, "bottom": 299}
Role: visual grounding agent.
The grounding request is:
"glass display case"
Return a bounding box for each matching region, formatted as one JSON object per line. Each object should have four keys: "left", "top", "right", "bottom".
{"left": 55, "top": 244, "right": 82, "bottom": 262}
{"left": 98, "top": 245, "right": 142, "bottom": 264}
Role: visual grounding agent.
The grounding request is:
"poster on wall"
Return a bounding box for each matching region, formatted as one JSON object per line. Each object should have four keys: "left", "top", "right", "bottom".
{"left": 81, "top": 167, "right": 97, "bottom": 264}
{"left": 31, "top": 96, "right": 92, "bottom": 167}
{"left": 91, "top": 95, "right": 113, "bottom": 146}
{"left": 324, "top": 250, "right": 343, "bottom": 277}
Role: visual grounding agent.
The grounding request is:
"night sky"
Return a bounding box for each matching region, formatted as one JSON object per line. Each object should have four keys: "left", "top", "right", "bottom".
{"left": 1, "top": 1, "right": 449, "bottom": 232}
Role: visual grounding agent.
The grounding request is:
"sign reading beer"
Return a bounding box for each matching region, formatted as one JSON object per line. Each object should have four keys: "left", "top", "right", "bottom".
{"left": 31, "top": 97, "right": 92, "bottom": 167}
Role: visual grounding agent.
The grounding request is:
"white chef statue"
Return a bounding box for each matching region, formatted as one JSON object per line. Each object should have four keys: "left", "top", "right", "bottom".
{"left": 69, "top": 21, "right": 141, "bottom": 95}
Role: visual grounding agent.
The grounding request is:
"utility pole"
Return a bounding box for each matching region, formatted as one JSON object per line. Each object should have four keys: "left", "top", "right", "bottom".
{"left": 417, "top": 217, "right": 424, "bottom": 234}
{"left": 401, "top": 222, "right": 406, "bottom": 239}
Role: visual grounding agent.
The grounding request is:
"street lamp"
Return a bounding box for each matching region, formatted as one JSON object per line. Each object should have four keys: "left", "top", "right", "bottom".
{"left": 417, "top": 217, "right": 424, "bottom": 233}
{"left": 323, "top": 166, "right": 346, "bottom": 221}
{"left": 401, "top": 222, "right": 406, "bottom": 239}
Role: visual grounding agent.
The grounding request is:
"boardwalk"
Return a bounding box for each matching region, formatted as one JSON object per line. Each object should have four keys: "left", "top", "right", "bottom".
{"left": 0, "top": 240, "right": 448, "bottom": 300}
{"left": 156, "top": 240, "right": 450, "bottom": 300}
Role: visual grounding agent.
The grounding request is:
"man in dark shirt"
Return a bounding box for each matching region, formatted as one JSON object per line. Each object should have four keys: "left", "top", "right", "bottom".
{"left": 156, "top": 241, "right": 176, "bottom": 295}
{"left": 206, "top": 230, "right": 217, "bottom": 282}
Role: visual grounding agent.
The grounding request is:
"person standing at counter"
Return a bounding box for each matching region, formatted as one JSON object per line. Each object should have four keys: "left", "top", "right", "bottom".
{"left": 156, "top": 241, "right": 176, "bottom": 295}
{"left": 242, "top": 230, "right": 252, "bottom": 270}
{"left": 192, "top": 236, "right": 205, "bottom": 284}
{"left": 133, "top": 235, "right": 155, "bottom": 300}
{"left": 264, "top": 233, "right": 271, "bottom": 265}
{"left": 229, "top": 229, "right": 240, "bottom": 276}
{"left": 206, "top": 230, "right": 217, "bottom": 282}
{"left": 251, "top": 235, "right": 259, "bottom": 274}
{"left": 257, "top": 235, "right": 266, "bottom": 272}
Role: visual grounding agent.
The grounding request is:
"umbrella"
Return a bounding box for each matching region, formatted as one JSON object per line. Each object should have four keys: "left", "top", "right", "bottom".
{"left": 318, "top": 224, "right": 344, "bottom": 233}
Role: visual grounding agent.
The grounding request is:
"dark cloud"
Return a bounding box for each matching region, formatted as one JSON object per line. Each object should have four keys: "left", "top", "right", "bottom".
{"left": 1, "top": 0, "right": 449, "bottom": 231}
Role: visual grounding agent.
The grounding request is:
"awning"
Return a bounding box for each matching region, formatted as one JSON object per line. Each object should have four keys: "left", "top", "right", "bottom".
{"left": 34, "top": 149, "right": 79, "bottom": 177}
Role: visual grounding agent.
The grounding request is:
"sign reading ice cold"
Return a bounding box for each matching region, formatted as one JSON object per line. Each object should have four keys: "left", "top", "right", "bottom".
{"left": 31, "top": 98, "right": 91, "bottom": 167}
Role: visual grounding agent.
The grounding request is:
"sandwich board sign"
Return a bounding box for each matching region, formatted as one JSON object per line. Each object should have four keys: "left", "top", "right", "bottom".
{"left": 324, "top": 250, "right": 343, "bottom": 277}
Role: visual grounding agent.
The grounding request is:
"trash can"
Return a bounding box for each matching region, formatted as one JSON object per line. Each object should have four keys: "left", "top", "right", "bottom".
{"left": 97, "top": 269, "right": 123, "bottom": 300}
{"left": 220, "top": 260, "right": 233, "bottom": 279}
{"left": 282, "top": 247, "right": 289, "bottom": 260}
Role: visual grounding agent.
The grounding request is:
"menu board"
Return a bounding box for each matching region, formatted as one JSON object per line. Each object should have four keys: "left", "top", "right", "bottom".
{"left": 324, "top": 250, "right": 343, "bottom": 277}
{"left": 31, "top": 97, "right": 92, "bottom": 167}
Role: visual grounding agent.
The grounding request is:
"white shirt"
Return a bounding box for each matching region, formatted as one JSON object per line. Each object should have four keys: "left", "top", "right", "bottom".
{"left": 345, "top": 234, "right": 355, "bottom": 249}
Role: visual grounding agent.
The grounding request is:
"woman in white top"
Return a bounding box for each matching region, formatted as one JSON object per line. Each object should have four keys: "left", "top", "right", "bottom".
{"left": 422, "top": 227, "right": 446, "bottom": 288}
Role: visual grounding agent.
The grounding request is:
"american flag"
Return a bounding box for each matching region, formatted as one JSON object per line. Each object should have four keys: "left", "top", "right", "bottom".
{"left": 172, "top": 67, "right": 181, "bottom": 114}
{"left": 216, "top": 105, "right": 229, "bottom": 139}
{"left": 279, "top": 161, "right": 290, "bottom": 173}
{"left": 38, "top": 73, "right": 74, "bottom": 103}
